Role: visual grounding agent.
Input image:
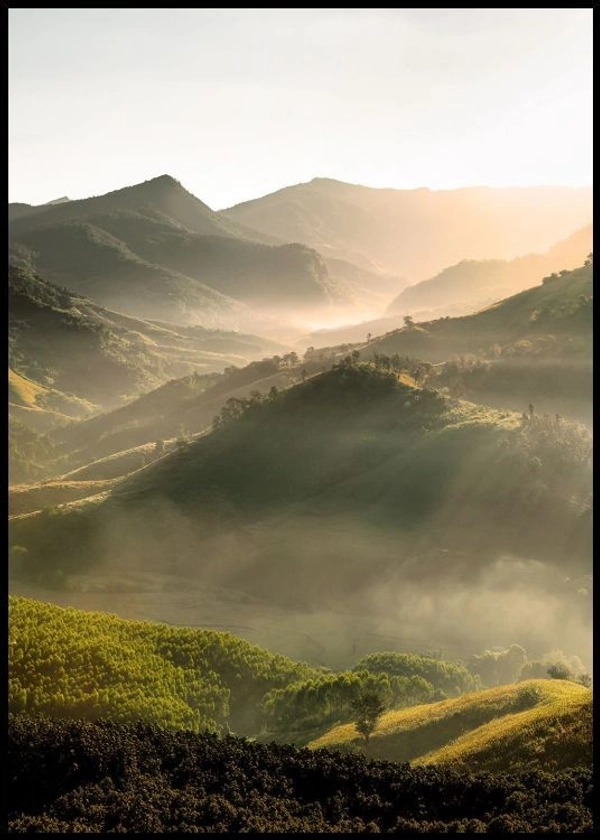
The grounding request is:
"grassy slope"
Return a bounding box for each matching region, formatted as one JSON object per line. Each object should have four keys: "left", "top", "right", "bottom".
{"left": 299, "top": 252, "right": 593, "bottom": 353}
{"left": 9, "top": 368, "right": 96, "bottom": 421}
{"left": 386, "top": 224, "right": 592, "bottom": 316}
{"left": 45, "top": 366, "right": 299, "bottom": 478}
{"left": 9, "top": 263, "right": 287, "bottom": 417}
{"left": 368, "top": 262, "right": 593, "bottom": 362}
{"left": 309, "top": 679, "right": 591, "bottom": 772}
{"left": 9, "top": 479, "right": 123, "bottom": 518}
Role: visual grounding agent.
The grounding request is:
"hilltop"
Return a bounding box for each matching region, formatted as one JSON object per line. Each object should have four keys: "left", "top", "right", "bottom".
{"left": 9, "top": 361, "right": 592, "bottom": 661}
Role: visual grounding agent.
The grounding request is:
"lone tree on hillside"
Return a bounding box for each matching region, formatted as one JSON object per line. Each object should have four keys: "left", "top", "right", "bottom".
{"left": 351, "top": 690, "right": 386, "bottom": 746}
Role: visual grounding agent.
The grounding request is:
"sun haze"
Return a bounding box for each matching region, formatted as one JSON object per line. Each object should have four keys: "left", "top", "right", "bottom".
{"left": 8, "top": 8, "right": 592, "bottom": 209}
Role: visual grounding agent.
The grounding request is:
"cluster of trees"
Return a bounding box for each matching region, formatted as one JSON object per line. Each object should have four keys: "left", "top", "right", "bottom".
{"left": 261, "top": 670, "right": 435, "bottom": 742}
{"left": 9, "top": 598, "right": 487, "bottom": 745}
{"left": 467, "top": 644, "right": 591, "bottom": 689}
{"left": 8, "top": 713, "right": 593, "bottom": 832}
{"left": 212, "top": 386, "right": 280, "bottom": 431}
{"left": 8, "top": 596, "right": 318, "bottom": 737}
{"left": 353, "top": 652, "right": 477, "bottom": 698}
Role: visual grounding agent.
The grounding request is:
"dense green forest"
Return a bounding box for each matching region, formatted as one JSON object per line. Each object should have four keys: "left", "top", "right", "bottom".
{"left": 9, "top": 596, "right": 479, "bottom": 742}
{"left": 8, "top": 714, "right": 593, "bottom": 832}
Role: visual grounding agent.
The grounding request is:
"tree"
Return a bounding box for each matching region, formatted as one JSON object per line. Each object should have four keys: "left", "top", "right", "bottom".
{"left": 350, "top": 690, "right": 385, "bottom": 746}
{"left": 547, "top": 662, "right": 573, "bottom": 681}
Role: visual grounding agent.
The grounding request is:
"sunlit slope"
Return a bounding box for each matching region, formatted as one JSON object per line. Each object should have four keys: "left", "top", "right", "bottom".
{"left": 9, "top": 369, "right": 94, "bottom": 432}
{"left": 10, "top": 363, "right": 592, "bottom": 613}
{"left": 9, "top": 479, "right": 123, "bottom": 518}
{"left": 386, "top": 224, "right": 592, "bottom": 318}
{"left": 8, "top": 262, "right": 285, "bottom": 415}
{"left": 368, "top": 261, "right": 592, "bottom": 362}
{"left": 222, "top": 178, "right": 592, "bottom": 281}
{"left": 46, "top": 360, "right": 302, "bottom": 478}
{"left": 9, "top": 595, "right": 318, "bottom": 735}
{"left": 309, "top": 680, "right": 592, "bottom": 772}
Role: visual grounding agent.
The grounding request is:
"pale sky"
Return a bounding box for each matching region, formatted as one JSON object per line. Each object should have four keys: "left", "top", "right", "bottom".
{"left": 8, "top": 8, "right": 593, "bottom": 210}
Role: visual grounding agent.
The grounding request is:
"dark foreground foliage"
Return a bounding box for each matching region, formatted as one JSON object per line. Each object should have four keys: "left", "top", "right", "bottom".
{"left": 8, "top": 713, "right": 593, "bottom": 833}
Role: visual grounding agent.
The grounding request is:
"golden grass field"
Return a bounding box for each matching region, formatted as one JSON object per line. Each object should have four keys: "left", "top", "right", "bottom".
{"left": 309, "top": 679, "right": 592, "bottom": 771}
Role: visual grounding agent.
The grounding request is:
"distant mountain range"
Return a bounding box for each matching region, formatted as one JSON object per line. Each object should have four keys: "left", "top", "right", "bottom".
{"left": 8, "top": 175, "right": 346, "bottom": 329}
{"left": 222, "top": 178, "right": 592, "bottom": 283}
{"left": 10, "top": 176, "right": 592, "bottom": 338}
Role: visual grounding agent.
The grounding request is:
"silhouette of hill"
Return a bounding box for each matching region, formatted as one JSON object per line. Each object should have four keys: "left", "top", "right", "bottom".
{"left": 222, "top": 178, "right": 592, "bottom": 283}
{"left": 386, "top": 225, "right": 592, "bottom": 318}
{"left": 9, "top": 176, "right": 346, "bottom": 327}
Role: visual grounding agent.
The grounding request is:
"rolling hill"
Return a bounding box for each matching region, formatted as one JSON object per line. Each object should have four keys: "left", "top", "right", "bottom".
{"left": 386, "top": 224, "right": 592, "bottom": 319}
{"left": 222, "top": 178, "right": 592, "bottom": 284}
{"left": 8, "top": 262, "right": 287, "bottom": 415}
{"left": 309, "top": 679, "right": 592, "bottom": 772}
{"left": 40, "top": 357, "right": 305, "bottom": 480}
{"left": 359, "top": 260, "right": 593, "bottom": 424}
{"left": 9, "top": 361, "right": 592, "bottom": 663}
{"left": 8, "top": 175, "right": 349, "bottom": 328}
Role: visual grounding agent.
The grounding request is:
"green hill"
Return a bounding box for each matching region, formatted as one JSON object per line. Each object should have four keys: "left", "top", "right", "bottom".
{"left": 9, "top": 594, "right": 319, "bottom": 736}
{"left": 309, "top": 679, "right": 592, "bottom": 773}
{"left": 369, "top": 260, "right": 592, "bottom": 361}
{"left": 386, "top": 225, "right": 592, "bottom": 319}
{"left": 43, "top": 358, "right": 303, "bottom": 479}
{"left": 359, "top": 260, "right": 593, "bottom": 425}
{"left": 8, "top": 262, "right": 286, "bottom": 417}
{"left": 9, "top": 361, "right": 592, "bottom": 660}
{"left": 9, "top": 175, "right": 347, "bottom": 327}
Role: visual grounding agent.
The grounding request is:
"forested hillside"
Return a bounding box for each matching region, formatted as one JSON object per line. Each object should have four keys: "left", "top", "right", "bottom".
{"left": 8, "top": 714, "right": 593, "bottom": 832}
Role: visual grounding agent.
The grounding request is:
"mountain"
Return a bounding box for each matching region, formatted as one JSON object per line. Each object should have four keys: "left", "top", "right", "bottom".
{"left": 10, "top": 362, "right": 592, "bottom": 663}
{"left": 359, "top": 261, "right": 593, "bottom": 426}
{"left": 8, "top": 263, "right": 287, "bottom": 416}
{"left": 369, "top": 260, "right": 592, "bottom": 359}
{"left": 386, "top": 224, "right": 592, "bottom": 319}
{"left": 8, "top": 175, "right": 345, "bottom": 329}
{"left": 221, "top": 178, "right": 592, "bottom": 283}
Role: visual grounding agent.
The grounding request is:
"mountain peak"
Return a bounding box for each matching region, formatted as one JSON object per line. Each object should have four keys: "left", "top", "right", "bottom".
{"left": 143, "top": 174, "right": 181, "bottom": 188}
{"left": 44, "top": 196, "right": 71, "bottom": 205}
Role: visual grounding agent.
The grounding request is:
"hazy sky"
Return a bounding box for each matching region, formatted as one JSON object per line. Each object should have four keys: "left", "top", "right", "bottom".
{"left": 9, "top": 8, "right": 593, "bottom": 209}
